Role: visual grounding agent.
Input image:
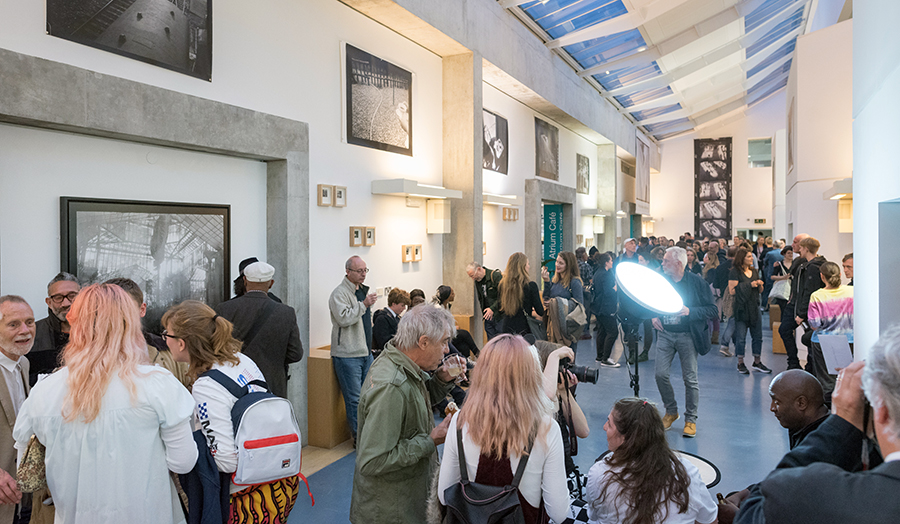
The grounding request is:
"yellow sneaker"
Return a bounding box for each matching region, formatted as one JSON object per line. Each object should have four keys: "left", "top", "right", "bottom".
{"left": 683, "top": 421, "right": 696, "bottom": 438}
{"left": 662, "top": 413, "right": 679, "bottom": 430}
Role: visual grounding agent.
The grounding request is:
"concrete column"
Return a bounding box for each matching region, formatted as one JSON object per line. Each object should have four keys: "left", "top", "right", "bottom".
{"left": 267, "top": 152, "right": 310, "bottom": 445}
{"left": 442, "top": 52, "right": 483, "bottom": 336}
{"left": 597, "top": 144, "right": 617, "bottom": 253}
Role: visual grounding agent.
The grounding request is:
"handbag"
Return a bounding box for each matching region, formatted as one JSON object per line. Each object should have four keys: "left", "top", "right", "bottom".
{"left": 525, "top": 314, "right": 547, "bottom": 341}
{"left": 770, "top": 278, "right": 791, "bottom": 302}
{"left": 17, "top": 435, "right": 47, "bottom": 493}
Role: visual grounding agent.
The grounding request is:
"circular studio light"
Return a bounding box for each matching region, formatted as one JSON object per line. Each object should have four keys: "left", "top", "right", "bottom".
{"left": 615, "top": 262, "right": 684, "bottom": 316}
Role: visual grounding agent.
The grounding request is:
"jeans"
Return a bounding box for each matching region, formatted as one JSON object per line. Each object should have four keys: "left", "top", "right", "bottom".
{"left": 655, "top": 331, "right": 699, "bottom": 423}
{"left": 595, "top": 314, "right": 618, "bottom": 361}
{"left": 484, "top": 317, "right": 499, "bottom": 340}
{"left": 582, "top": 289, "right": 593, "bottom": 335}
{"left": 333, "top": 353, "right": 374, "bottom": 439}
{"left": 720, "top": 317, "right": 736, "bottom": 348}
{"left": 778, "top": 303, "right": 801, "bottom": 368}
{"left": 734, "top": 319, "right": 763, "bottom": 357}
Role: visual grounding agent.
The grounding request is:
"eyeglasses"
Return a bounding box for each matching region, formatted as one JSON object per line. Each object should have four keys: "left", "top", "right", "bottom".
{"left": 349, "top": 268, "right": 370, "bottom": 274}
{"left": 161, "top": 331, "right": 181, "bottom": 341}
{"left": 48, "top": 292, "right": 79, "bottom": 305}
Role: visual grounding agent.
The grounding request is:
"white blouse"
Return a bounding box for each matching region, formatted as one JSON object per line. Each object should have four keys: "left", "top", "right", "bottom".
{"left": 437, "top": 413, "right": 570, "bottom": 524}
{"left": 13, "top": 366, "right": 197, "bottom": 524}
{"left": 585, "top": 454, "right": 717, "bottom": 524}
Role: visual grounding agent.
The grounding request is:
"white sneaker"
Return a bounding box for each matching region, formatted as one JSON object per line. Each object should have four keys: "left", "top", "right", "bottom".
{"left": 600, "top": 359, "right": 621, "bottom": 368}
{"left": 719, "top": 346, "right": 733, "bottom": 357}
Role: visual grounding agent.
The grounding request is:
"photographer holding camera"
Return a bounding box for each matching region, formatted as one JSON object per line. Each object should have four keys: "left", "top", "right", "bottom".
{"left": 535, "top": 341, "right": 591, "bottom": 487}
{"left": 735, "top": 325, "right": 900, "bottom": 524}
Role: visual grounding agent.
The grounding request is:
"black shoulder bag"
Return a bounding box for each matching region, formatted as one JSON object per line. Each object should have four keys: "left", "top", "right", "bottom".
{"left": 443, "top": 429, "right": 534, "bottom": 524}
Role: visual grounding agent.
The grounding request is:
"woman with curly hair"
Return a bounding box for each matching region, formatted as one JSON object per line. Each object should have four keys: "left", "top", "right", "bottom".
{"left": 498, "top": 252, "right": 545, "bottom": 337}
{"left": 541, "top": 251, "right": 584, "bottom": 306}
{"left": 586, "top": 398, "right": 717, "bottom": 524}
{"left": 437, "top": 334, "right": 569, "bottom": 523}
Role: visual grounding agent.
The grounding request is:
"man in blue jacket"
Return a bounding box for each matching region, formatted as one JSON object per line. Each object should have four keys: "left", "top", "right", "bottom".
{"left": 653, "top": 247, "right": 718, "bottom": 438}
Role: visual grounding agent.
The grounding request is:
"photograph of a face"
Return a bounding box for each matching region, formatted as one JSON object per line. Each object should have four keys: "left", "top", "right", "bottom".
{"left": 318, "top": 185, "right": 334, "bottom": 207}
{"left": 350, "top": 227, "right": 364, "bottom": 247}
{"left": 483, "top": 109, "right": 508, "bottom": 174}
{"left": 534, "top": 117, "right": 559, "bottom": 180}
{"left": 364, "top": 227, "right": 376, "bottom": 246}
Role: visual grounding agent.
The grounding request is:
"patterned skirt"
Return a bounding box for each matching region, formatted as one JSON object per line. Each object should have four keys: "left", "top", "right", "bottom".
{"left": 229, "top": 475, "right": 300, "bottom": 524}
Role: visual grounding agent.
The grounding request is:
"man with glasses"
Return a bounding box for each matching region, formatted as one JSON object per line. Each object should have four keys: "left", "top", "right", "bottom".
{"left": 31, "top": 272, "right": 80, "bottom": 385}
{"left": 329, "top": 255, "right": 377, "bottom": 445}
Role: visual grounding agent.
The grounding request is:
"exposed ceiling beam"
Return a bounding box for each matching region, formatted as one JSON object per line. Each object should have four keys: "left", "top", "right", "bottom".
{"left": 621, "top": 93, "right": 682, "bottom": 112}
{"left": 498, "top": 0, "right": 532, "bottom": 8}
{"left": 546, "top": 0, "right": 695, "bottom": 49}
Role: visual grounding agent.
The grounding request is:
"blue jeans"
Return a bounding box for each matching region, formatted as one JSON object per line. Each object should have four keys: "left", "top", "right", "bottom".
{"left": 720, "top": 317, "right": 736, "bottom": 348}
{"left": 655, "top": 331, "right": 699, "bottom": 423}
{"left": 734, "top": 319, "right": 763, "bottom": 357}
{"left": 333, "top": 354, "right": 373, "bottom": 439}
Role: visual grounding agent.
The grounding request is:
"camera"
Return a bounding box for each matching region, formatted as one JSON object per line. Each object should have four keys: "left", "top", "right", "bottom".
{"left": 560, "top": 357, "right": 598, "bottom": 385}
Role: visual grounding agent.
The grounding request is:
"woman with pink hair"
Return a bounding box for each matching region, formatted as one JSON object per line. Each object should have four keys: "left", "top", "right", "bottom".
{"left": 13, "top": 284, "right": 197, "bottom": 524}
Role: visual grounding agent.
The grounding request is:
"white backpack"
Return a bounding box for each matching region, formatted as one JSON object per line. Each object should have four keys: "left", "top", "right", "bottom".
{"left": 202, "top": 370, "right": 303, "bottom": 486}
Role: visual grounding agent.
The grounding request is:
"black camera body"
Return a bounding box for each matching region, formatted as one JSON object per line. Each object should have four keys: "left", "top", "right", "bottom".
{"left": 560, "top": 357, "right": 598, "bottom": 384}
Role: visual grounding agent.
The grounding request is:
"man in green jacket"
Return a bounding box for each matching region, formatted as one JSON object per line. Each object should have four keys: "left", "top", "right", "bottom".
{"left": 466, "top": 261, "right": 502, "bottom": 339}
{"left": 350, "top": 305, "right": 460, "bottom": 523}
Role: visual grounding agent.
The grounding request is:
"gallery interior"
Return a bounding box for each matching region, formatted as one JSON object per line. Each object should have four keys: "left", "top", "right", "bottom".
{"left": 1, "top": 0, "right": 896, "bottom": 521}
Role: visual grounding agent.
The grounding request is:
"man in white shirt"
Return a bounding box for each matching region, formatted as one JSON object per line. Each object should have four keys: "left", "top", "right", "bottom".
{"left": 0, "top": 295, "right": 35, "bottom": 524}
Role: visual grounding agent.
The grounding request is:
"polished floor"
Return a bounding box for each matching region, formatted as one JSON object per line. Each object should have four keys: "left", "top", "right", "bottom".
{"left": 290, "top": 313, "right": 792, "bottom": 523}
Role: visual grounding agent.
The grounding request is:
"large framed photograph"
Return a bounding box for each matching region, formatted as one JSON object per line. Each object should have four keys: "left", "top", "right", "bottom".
{"left": 576, "top": 153, "right": 590, "bottom": 194}
{"left": 345, "top": 43, "right": 412, "bottom": 156}
{"left": 534, "top": 117, "right": 559, "bottom": 180}
{"left": 694, "top": 138, "right": 732, "bottom": 238}
{"left": 483, "top": 109, "right": 509, "bottom": 174}
{"left": 46, "top": 0, "right": 212, "bottom": 81}
{"left": 60, "top": 197, "right": 229, "bottom": 334}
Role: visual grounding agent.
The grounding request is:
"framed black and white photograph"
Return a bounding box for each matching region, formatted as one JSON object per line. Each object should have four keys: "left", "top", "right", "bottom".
{"left": 483, "top": 109, "right": 508, "bottom": 174}
{"left": 318, "top": 184, "right": 334, "bottom": 207}
{"left": 534, "top": 117, "right": 559, "bottom": 180}
{"left": 699, "top": 182, "right": 728, "bottom": 200}
{"left": 576, "top": 153, "right": 590, "bottom": 194}
{"left": 334, "top": 186, "right": 347, "bottom": 208}
{"left": 345, "top": 43, "right": 412, "bottom": 156}
{"left": 413, "top": 245, "right": 422, "bottom": 262}
{"left": 699, "top": 200, "right": 728, "bottom": 219}
{"left": 698, "top": 219, "right": 728, "bottom": 239}
{"left": 47, "top": 0, "right": 212, "bottom": 81}
{"left": 364, "top": 227, "right": 376, "bottom": 247}
{"left": 350, "top": 227, "right": 364, "bottom": 247}
{"left": 60, "top": 197, "right": 229, "bottom": 334}
{"left": 694, "top": 138, "right": 732, "bottom": 238}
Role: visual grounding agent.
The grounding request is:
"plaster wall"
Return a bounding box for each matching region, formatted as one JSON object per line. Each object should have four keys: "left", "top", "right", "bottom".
{"left": 651, "top": 91, "right": 785, "bottom": 240}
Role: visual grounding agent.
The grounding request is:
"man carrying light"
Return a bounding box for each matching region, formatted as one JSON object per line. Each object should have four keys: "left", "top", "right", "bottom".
{"left": 653, "top": 247, "right": 718, "bottom": 438}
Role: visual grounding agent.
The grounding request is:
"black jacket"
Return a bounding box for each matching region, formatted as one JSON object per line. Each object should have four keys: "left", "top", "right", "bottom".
{"left": 661, "top": 271, "right": 719, "bottom": 356}
{"left": 30, "top": 309, "right": 68, "bottom": 386}
{"left": 372, "top": 307, "right": 399, "bottom": 351}
{"left": 590, "top": 267, "right": 617, "bottom": 316}
{"left": 474, "top": 267, "right": 502, "bottom": 313}
{"left": 795, "top": 255, "right": 827, "bottom": 321}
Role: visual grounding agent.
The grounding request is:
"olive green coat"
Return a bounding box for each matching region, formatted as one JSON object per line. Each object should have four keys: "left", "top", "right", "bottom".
{"left": 349, "top": 342, "right": 453, "bottom": 523}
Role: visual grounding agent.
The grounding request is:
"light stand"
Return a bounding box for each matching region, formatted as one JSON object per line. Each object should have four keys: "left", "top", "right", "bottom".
{"left": 615, "top": 262, "right": 684, "bottom": 398}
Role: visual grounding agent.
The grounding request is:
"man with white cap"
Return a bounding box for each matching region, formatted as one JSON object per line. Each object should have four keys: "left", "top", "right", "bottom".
{"left": 615, "top": 238, "right": 639, "bottom": 267}
{"left": 215, "top": 261, "right": 303, "bottom": 398}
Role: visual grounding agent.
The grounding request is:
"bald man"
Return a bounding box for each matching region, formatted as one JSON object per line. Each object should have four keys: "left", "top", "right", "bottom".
{"left": 777, "top": 234, "right": 809, "bottom": 370}
{"left": 769, "top": 369, "right": 830, "bottom": 449}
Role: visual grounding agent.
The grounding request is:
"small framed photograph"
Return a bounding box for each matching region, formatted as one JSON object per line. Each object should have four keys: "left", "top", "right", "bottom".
{"left": 364, "top": 227, "right": 376, "bottom": 246}
{"left": 350, "top": 227, "right": 364, "bottom": 247}
{"left": 515, "top": 209, "right": 520, "bottom": 220}
{"left": 334, "top": 186, "right": 347, "bottom": 208}
{"left": 585, "top": 237, "right": 594, "bottom": 248}
{"left": 576, "top": 234, "right": 584, "bottom": 244}
{"left": 483, "top": 241, "right": 487, "bottom": 256}
{"left": 318, "top": 185, "right": 334, "bottom": 207}
{"left": 502, "top": 208, "right": 510, "bottom": 220}
{"left": 402, "top": 245, "right": 413, "bottom": 262}
{"left": 413, "top": 245, "right": 422, "bottom": 262}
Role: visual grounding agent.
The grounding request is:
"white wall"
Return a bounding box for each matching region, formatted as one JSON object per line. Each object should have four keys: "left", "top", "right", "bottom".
{"left": 0, "top": 123, "right": 267, "bottom": 315}
{"left": 481, "top": 82, "right": 604, "bottom": 270}
{"left": 784, "top": 19, "right": 853, "bottom": 265}
{"left": 853, "top": 0, "right": 900, "bottom": 354}
{"left": 651, "top": 91, "right": 785, "bottom": 240}
{"left": 0, "top": 0, "right": 446, "bottom": 349}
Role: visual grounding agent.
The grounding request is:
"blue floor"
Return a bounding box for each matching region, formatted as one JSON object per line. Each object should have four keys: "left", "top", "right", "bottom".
{"left": 291, "top": 313, "right": 790, "bottom": 523}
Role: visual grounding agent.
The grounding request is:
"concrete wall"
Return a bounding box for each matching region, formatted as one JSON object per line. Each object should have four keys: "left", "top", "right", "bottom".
{"left": 784, "top": 19, "right": 853, "bottom": 265}
{"left": 650, "top": 91, "right": 785, "bottom": 240}
{"left": 853, "top": 0, "right": 900, "bottom": 355}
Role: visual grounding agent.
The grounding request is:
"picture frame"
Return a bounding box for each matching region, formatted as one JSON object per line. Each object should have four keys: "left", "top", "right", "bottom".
{"left": 413, "top": 244, "right": 422, "bottom": 262}
{"left": 47, "top": 0, "right": 212, "bottom": 81}
{"left": 350, "top": 226, "right": 364, "bottom": 247}
{"left": 502, "top": 208, "right": 510, "bottom": 220}
{"left": 576, "top": 234, "right": 584, "bottom": 244}
{"left": 364, "top": 227, "right": 376, "bottom": 246}
{"left": 334, "top": 186, "right": 347, "bottom": 207}
{"left": 60, "top": 197, "right": 230, "bottom": 335}
{"left": 318, "top": 184, "right": 334, "bottom": 207}
{"left": 534, "top": 117, "right": 560, "bottom": 180}
{"left": 402, "top": 245, "right": 414, "bottom": 263}
{"left": 483, "top": 242, "right": 487, "bottom": 256}
{"left": 576, "top": 153, "right": 590, "bottom": 195}
{"left": 345, "top": 43, "right": 413, "bottom": 156}
{"left": 483, "top": 109, "right": 509, "bottom": 174}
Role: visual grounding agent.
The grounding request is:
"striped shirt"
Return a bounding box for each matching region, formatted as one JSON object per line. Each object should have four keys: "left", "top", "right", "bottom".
{"left": 808, "top": 285, "right": 853, "bottom": 343}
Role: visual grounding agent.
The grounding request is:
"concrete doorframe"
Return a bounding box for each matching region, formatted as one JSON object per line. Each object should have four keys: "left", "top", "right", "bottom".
{"left": 524, "top": 179, "right": 576, "bottom": 280}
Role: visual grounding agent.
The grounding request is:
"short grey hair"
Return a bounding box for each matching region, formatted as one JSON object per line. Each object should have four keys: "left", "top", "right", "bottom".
{"left": 863, "top": 324, "right": 900, "bottom": 440}
{"left": 666, "top": 246, "right": 688, "bottom": 267}
{"left": 393, "top": 304, "right": 456, "bottom": 351}
{"left": 47, "top": 272, "right": 78, "bottom": 293}
{"left": 465, "top": 261, "right": 482, "bottom": 275}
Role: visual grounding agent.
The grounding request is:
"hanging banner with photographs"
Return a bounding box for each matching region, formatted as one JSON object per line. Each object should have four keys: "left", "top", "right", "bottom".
{"left": 694, "top": 138, "right": 732, "bottom": 240}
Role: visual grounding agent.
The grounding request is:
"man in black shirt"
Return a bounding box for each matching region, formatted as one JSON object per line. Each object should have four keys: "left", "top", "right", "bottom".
{"left": 466, "top": 262, "right": 502, "bottom": 339}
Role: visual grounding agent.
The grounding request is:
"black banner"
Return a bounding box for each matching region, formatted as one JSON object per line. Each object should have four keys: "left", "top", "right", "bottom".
{"left": 694, "top": 138, "right": 732, "bottom": 240}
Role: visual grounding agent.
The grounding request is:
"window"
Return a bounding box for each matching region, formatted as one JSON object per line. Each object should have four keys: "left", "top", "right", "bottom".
{"left": 748, "top": 138, "right": 772, "bottom": 168}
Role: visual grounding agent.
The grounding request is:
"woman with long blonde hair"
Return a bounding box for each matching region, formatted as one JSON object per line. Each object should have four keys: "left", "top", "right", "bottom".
{"left": 437, "top": 334, "right": 569, "bottom": 523}
{"left": 162, "top": 300, "right": 300, "bottom": 524}
{"left": 498, "top": 252, "right": 544, "bottom": 336}
{"left": 14, "top": 284, "right": 197, "bottom": 524}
